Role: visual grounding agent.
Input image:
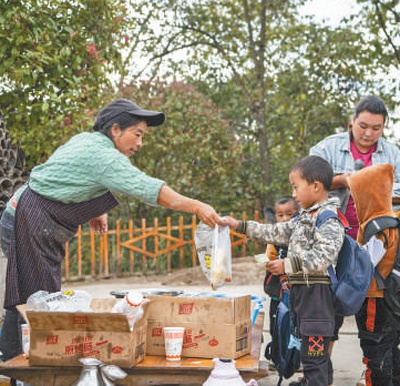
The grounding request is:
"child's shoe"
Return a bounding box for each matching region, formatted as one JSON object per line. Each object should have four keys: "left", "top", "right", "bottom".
{"left": 356, "top": 371, "right": 366, "bottom": 386}
{"left": 295, "top": 363, "right": 303, "bottom": 372}
{"left": 289, "top": 377, "right": 308, "bottom": 386}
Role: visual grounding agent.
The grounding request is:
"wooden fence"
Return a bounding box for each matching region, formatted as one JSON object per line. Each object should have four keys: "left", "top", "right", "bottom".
{"left": 63, "top": 211, "right": 265, "bottom": 281}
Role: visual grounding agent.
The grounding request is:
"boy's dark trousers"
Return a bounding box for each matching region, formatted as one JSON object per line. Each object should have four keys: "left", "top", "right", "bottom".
{"left": 290, "top": 283, "right": 335, "bottom": 386}
{"left": 356, "top": 297, "right": 400, "bottom": 386}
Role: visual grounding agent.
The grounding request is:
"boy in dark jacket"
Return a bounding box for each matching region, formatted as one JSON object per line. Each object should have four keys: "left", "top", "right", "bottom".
{"left": 348, "top": 163, "right": 400, "bottom": 386}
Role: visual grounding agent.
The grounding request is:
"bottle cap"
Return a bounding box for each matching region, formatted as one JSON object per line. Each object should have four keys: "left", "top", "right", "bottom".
{"left": 125, "top": 291, "right": 143, "bottom": 307}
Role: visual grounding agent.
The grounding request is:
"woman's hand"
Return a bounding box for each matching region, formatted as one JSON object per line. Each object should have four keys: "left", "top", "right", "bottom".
{"left": 157, "top": 185, "right": 223, "bottom": 228}
{"left": 89, "top": 214, "right": 108, "bottom": 233}
{"left": 195, "top": 202, "right": 223, "bottom": 228}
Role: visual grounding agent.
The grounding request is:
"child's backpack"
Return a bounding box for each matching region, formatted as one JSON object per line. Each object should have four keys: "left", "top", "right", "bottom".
{"left": 364, "top": 216, "right": 400, "bottom": 317}
{"left": 264, "top": 291, "right": 301, "bottom": 386}
{"left": 316, "top": 210, "right": 375, "bottom": 316}
{"left": 317, "top": 210, "right": 400, "bottom": 317}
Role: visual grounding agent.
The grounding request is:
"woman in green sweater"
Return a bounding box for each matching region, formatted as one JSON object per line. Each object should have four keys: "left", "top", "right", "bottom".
{"left": 0, "top": 99, "right": 223, "bottom": 362}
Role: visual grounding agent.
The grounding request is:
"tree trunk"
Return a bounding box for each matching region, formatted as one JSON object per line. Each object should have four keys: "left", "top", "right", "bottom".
{"left": 0, "top": 110, "right": 29, "bottom": 216}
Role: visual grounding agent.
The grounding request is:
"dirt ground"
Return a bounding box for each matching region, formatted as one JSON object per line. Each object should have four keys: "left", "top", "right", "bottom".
{"left": 81, "top": 256, "right": 267, "bottom": 289}
{"left": 157, "top": 256, "right": 266, "bottom": 286}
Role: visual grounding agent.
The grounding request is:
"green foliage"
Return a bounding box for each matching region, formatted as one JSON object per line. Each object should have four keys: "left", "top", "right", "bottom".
{"left": 127, "top": 0, "right": 398, "bottom": 210}
{"left": 2, "top": 0, "right": 399, "bottom": 220}
{"left": 352, "top": 0, "right": 400, "bottom": 104}
{"left": 103, "top": 77, "right": 243, "bottom": 222}
{"left": 0, "top": 0, "right": 132, "bottom": 167}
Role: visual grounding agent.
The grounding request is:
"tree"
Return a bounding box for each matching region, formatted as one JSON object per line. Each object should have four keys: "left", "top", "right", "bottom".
{"left": 130, "top": 0, "right": 388, "bottom": 210}
{"left": 105, "top": 77, "right": 242, "bottom": 223}
{"left": 0, "top": 0, "right": 135, "bottom": 167}
{"left": 353, "top": 0, "right": 400, "bottom": 109}
{"left": 356, "top": 0, "right": 400, "bottom": 67}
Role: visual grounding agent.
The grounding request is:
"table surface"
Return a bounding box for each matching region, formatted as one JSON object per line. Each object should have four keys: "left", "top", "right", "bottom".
{"left": 0, "top": 313, "right": 267, "bottom": 386}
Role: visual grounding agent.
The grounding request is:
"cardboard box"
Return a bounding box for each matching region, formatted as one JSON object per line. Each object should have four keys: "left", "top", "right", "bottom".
{"left": 146, "top": 294, "right": 251, "bottom": 359}
{"left": 24, "top": 298, "right": 148, "bottom": 367}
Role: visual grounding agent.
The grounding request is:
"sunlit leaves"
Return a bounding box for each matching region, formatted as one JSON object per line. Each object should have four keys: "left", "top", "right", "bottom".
{"left": 108, "top": 78, "right": 242, "bottom": 220}
{"left": 0, "top": 0, "right": 134, "bottom": 167}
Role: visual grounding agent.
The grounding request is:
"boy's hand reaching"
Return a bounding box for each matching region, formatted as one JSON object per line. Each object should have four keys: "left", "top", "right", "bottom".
{"left": 266, "top": 259, "right": 285, "bottom": 275}
{"left": 221, "top": 216, "right": 240, "bottom": 230}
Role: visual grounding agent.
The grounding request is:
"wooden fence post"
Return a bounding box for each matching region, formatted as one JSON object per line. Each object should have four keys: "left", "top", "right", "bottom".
{"left": 63, "top": 211, "right": 264, "bottom": 281}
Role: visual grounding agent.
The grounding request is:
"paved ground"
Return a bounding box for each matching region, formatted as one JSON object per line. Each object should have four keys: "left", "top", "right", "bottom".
{"left": 66, "top": 273, "right": 366, "bottom": 386}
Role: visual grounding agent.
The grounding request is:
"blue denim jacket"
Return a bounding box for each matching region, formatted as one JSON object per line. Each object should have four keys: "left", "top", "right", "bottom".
{"left": 310, "top": 132, "right": 400, "bottom": 213}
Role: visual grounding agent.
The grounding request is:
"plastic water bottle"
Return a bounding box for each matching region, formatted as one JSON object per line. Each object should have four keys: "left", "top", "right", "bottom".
{"left": 112, "top": 290, "right": 144, "bottom": 331}
{"left": 62, "top": 289, "right": 92, "bottom": 312}
{"left": 26, "top": 290, "right": 51, "bottom": 311}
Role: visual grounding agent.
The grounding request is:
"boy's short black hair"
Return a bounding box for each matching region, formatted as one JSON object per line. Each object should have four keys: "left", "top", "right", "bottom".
{"left": 290, "top": 155, "right": 333, "bottom": 191}
{"left": 275, "top": 196, "right": 300, "bottom": 210}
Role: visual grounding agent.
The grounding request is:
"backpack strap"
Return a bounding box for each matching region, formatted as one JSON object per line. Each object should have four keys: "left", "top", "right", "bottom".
{"left": 315, "top": 209, "right": 348, "bottom": 228}
{"left": 373, "top": 220, "right": 400, "bottom": 290}
{"left": 375, "top": 267, "right": 386, "bottom": 290}
{"left": 364, "top": 216, "right": 399, "bottom": 244}
{"left": 314, "top": 209, "right": 345, "bottom": 288}
{"left": 315, "top": 209, "right": 339, "bottom": 228}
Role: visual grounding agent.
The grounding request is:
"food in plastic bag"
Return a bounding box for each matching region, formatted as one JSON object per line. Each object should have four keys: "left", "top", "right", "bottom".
{"left": 194, "top": 222, "right": 232, "bottom": 290}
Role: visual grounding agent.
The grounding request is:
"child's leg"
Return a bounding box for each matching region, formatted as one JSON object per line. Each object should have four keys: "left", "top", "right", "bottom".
{"left": 393, "top": 331, "right": 400, "bottom": 385}
{"left": 356, "top": 298, "right": 400, "bottom": 386}
{"left": 300, "top": 335, "right": 331, "bottom": 386}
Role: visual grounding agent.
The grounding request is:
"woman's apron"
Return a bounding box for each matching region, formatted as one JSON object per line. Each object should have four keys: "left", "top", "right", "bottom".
{"left": 4, "top": 186, "right": 118, "bottom": 309}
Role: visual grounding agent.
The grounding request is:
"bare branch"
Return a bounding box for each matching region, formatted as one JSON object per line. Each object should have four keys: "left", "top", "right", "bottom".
{"left": 373, "top": 0, "right": 400, "bottom": 63}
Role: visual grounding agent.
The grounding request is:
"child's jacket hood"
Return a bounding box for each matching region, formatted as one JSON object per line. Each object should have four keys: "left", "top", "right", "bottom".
{"left": 348, "top": 163, "right": 398, "bottom": 297}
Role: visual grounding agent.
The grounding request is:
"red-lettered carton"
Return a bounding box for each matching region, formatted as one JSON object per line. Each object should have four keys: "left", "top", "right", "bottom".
{"left": 24, "top": 298, "right": 148, "bottom": 367}
{"left": 146, "top": 294, "right": 251, "bottom": 359}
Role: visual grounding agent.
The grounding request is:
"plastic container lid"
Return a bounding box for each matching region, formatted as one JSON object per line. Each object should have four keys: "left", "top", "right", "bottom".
{"left": 125, "top": 291, "right": 144, "bottom": 307}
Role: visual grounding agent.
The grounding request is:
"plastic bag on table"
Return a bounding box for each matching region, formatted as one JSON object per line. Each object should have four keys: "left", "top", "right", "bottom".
{"left": 194, "top": 222, "right": 232, "bottom": 290}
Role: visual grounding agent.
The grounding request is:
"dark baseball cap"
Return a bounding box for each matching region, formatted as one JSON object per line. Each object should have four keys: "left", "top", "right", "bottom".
{"left": 95, "top": 99, "right": 165, "bottom": 127}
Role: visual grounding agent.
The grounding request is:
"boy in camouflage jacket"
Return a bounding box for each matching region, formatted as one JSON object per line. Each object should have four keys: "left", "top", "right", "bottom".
{"left": 224, "top": 155, "right": 345, "bottom": 386}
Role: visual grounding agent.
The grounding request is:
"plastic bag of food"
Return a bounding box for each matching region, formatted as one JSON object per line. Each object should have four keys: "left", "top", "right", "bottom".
{"left": 194, "top": 222, "right": 232, "bottom": 290}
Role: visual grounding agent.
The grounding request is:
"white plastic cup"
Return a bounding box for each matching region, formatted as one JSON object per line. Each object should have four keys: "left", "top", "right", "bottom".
{"left": 163, "top": 327, "right": 185, "bottom": 361}
{"left": 21, "top": 323, "right": 30, "bottom": 358}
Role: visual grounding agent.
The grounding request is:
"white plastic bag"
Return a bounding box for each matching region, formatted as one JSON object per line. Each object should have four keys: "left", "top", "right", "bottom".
{"left": 194, "top": 222, "right": 232, "bottom": 290}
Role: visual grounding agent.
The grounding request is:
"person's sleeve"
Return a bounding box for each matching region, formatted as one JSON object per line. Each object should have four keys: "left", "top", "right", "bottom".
{"left": 245, "top": 220, "right": 292, "bottom": 246}
{"left": 391, "top": 147, "right": 400, "bottom": 199}
{"left": 99, "top": 156, "right": 166, "bottom": 206}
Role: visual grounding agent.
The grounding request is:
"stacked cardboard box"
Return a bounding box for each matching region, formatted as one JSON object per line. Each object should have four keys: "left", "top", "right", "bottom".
{"left": 24, "top": 298, "right": 148, "bottom": 367}
{"left": 146, "top": 294, "right": 252, "bottom": 359}
{"left": 20, "top": 293, "right": 252, "bottom": 366}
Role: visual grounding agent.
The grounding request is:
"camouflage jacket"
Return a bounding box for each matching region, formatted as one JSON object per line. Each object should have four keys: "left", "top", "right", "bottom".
{"left": 241, "top": 198, "right": 345, "bottom": 285}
